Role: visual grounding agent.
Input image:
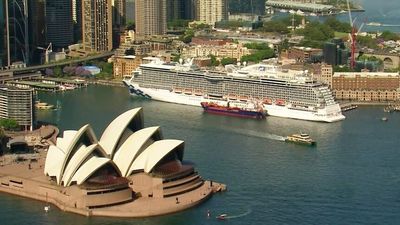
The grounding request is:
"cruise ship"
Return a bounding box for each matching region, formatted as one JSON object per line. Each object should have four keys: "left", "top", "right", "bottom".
{"left": 123, "top": 58, "right": 345, "bottom": 122}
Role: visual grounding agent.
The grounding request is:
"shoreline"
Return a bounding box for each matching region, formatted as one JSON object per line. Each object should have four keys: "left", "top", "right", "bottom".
{"left": 0, "top": 154, "right": 223, "bottom": 218}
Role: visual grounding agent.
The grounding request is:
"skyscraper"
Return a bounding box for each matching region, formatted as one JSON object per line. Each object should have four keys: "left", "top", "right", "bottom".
{"left": 45, "top": 0, "right": 73, "bottom": 49}
{"left": 167, "top": 0, "right": 182, "bottom": 21}
{"left": 196, "top": 0, "right": 228, "bottom": 26}
{"left": 126, "top": 0, "right": 135, "bottom": 23}
{"left": 72, "top": 0, "right": 82, "bottom": 43}
{"left": 114, "top": 0, "right": 126, "bottom": 27}
{"left": 28, "top": 0, "right": 46, "bottom": 64}
{"left": 82, "top": 0, "right": 112, "bottom": 52}
{"left": 135, "top": 0, "right": 166, "bottom": 36}
{"left": 0, "top": 0, "right": 8, "bottom": 67}
{"left": 8, "top": 0, "right": 29, "bottom": 64}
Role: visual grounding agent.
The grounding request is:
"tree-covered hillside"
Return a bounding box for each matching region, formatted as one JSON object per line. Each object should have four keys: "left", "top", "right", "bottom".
{"left": 228, "top": 0, "right": 265, "bottom": 15}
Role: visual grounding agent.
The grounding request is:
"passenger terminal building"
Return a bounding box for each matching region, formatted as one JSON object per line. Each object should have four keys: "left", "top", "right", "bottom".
{"left": 0, "top": 108, "right": 222, "bottom": 217}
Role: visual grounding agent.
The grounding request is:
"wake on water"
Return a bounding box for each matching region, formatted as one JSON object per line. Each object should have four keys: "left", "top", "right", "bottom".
{"left": 231, "top": 129, "right": 286, "bottom": 142}
{"left": 222, "top": 209, "right": 252, "bottom": 219}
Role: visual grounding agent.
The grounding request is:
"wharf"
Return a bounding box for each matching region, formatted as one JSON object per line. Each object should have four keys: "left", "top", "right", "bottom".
{"left": 384, "top": 104, "right": 400, "bottom": 113}
{"left": 35, "top": 77, "right": 87, "bottom": 88}
{"left": 8, "top": 81, "right": 59, "bottom": 91}
{"left": 340, "top": 103, "right": 358, "bottom": 112}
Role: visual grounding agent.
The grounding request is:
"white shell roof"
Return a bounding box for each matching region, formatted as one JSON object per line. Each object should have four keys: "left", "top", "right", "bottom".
{"left": 129, "top": 140, "right": 184, "bottom": 174}
{"left": 44, "top": 108, "right": 187, "bottom": 187}
{"left": 57, "top": 125, "right": 97, "bottom": 185}
{"left": 99, "top": 108, "right": 143, "bottom": 156}
{"left": 44, "top": 145, "right": 65, "bottom": 180}
{"left": 70, "top": 156, "right": 111, "bottom": 185}
{"left": 61, "top": 144, "right": 108, "bottom": 187}
{"left": 113, "top": 126, "right": 162, "bottom": 177}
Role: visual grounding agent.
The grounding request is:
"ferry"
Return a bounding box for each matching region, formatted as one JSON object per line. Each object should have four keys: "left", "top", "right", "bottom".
{"left": 201, "top": 101, "right": 267, "bottom": 119}
{"left": 285, "top": 133, "right": 316, "bottom": 146}
{"left": 123, "top": 58, "right": 345, "bottom": 123}
{"left": 35, "top": 101, "right": 55, "bottom": 110}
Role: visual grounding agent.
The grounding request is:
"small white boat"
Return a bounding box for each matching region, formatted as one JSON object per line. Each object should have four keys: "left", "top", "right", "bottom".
{"left": 217, "top": 214, "right": 227, "bottom": 220}
{"left": 296, "top": 10, "right": 305, "bottom": 16}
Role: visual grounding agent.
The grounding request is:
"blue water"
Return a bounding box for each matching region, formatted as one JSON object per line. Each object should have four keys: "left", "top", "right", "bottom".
{"left": 273, "top": 0, "right": 400, "bottom": 33}
{"left": 1, "top": 86, "right": 399, "bottom": 225}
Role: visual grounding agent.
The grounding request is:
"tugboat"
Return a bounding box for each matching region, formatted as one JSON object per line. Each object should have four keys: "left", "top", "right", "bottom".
{"left": 285, "top": 133, "right": 316, "bottom": 146}
{"left": 201, "top": 101, "right": 267, "bottom": 119}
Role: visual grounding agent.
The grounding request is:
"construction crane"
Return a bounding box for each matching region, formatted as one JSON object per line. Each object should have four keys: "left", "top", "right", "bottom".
{"left": 37, "top": 43, "right": 52, "bottom": 64}
{"left": 347, "top": 0, "right": 365, "bottom": 69}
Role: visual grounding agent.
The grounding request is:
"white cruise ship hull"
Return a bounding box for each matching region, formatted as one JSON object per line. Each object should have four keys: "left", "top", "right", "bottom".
{"left": 125, "top": 81, "right": 345, "bottom": 123}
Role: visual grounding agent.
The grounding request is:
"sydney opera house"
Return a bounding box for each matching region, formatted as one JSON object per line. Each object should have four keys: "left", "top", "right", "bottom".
{"left": 0, "top": 108, "right": 224, "bottom": 217}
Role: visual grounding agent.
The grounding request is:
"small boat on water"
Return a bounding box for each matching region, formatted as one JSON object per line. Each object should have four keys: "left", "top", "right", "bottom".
{"left": 216, "top": 214, "right": 227, "bottom": 220}
{"left": 35, "top": 101, "right": 55, "bottom": 110}
{"left": 201, "top": 101, "right": 267, "bottom": 119}
{"left": 381, "top": 117, "right": 388, "bottom": 122}
{"left": 285, "top": 133, "right": 316, "bottom": 146}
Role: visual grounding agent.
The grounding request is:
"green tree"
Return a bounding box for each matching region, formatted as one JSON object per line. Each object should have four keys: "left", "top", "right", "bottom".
{"left": 172, "top": 54, "right": 181, "bottom": 62}
{"left": 244, "top": 42, "right": 271, "bottom": 50}
{"left": 220, "top": 57, "right": 237, "bottom": 66}
{"left": 168, "top": 19, "right": 190, "bottom": 29}
{"left": 180, "top": 29, "right": 195, "bottom": 43}
{"left": 380, "top": 31, "right": 400, "bottom": 41}
{"left": 259, "top": 20, "right": 289, "bottom": 34}
{"left": 241, "top": 48, "right": 275, "bottom": 63}
{"left": 357, "top": 35, "right": 377, "bottom": 49}
{"left": 324, "top": 17, "right": 352, "bottom": 33}
{"left": 53, "top": 66, "right": 63, "bottom": 77}
{"left": 0, "top": 119, "right": 19, "bottom": 131}
{"left": 209, "top": 55, "right": 220, "bottom": 67}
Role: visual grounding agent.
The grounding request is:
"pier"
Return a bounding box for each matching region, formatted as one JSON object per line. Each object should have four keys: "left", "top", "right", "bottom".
{"left": 340, "top": 103, "right": 358, "bottom": 112}
{"left": 7, "top": 78, "right": 88, "bottom": 92}
{"left": 266, "top": 0, "right": 334, "bottom": 13}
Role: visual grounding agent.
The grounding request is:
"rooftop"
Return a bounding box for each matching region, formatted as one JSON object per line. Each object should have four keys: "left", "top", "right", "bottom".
{"left": 333, "top": 72, "right": 400, "bottom": 78}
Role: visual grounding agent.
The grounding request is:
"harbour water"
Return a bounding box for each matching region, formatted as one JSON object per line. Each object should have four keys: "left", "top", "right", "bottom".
{"left": 1, "top": 85, "right": 399, "bottom": 225}
{"left": 272, "top": 0, "right": 400, "bottom": 33}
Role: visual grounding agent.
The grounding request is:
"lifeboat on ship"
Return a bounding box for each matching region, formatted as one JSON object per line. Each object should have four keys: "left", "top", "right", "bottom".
{"left": 239, "top": 96, "right": 249, "bottom": 102}
{"left": 194, "top": 90, "right": 203, "bottom": 96}
{"left": 275, "top": 99, "right": 286, "bottom": 106}
{"left": 226, "top": 94, "right": 237, "bottom": 100}
{"left": 173, "top": 88, "right": 182, "bottom": 94}
{"left": 263, "top": 98, "right": 273, "bottom": 105}
{"left": 183, "top": 88, "right": 193, "bottom": 95}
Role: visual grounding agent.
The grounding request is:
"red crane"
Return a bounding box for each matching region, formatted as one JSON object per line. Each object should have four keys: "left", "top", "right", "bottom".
{"left": 347, "top": 0, "right": 365, "bottom": 69}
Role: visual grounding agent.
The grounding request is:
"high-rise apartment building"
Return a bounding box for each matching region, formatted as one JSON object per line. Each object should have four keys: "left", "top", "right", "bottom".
{"left": 0, "top": 86, "right": 34, "bottom": 131}
{"left": 196, "top": 0, "right": 228, "bottom": 26}
{"left": 135, "top": 0, "right": 167, "bottom": 36}
{"left": 82, "top": 0, "right": 112, "bottom": 52}
{"left": 45, "top": 0, "right": 74, "bottom": 49}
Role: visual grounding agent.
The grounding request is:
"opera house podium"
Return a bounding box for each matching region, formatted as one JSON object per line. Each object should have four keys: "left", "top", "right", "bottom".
{"left": 0, "top": 108, "right": 224, "bottom": 217}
